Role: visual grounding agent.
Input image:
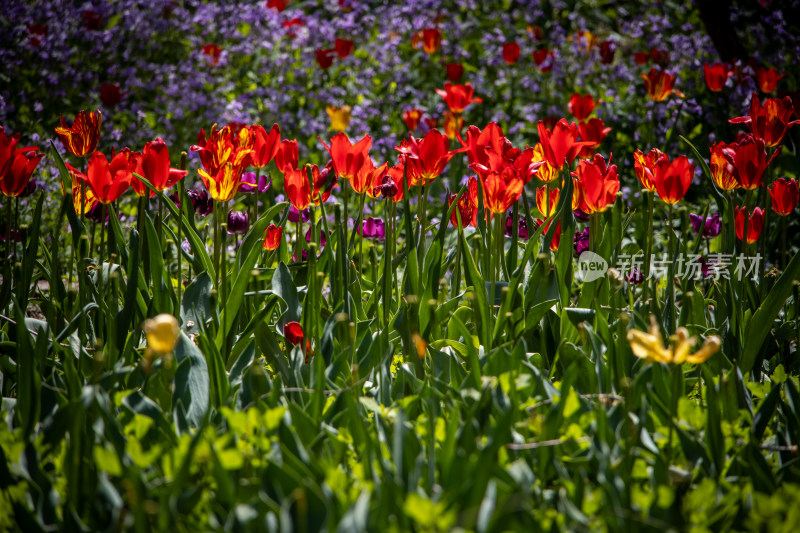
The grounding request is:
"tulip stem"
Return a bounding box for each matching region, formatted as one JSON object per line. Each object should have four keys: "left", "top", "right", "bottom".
{"left": 667, "top": 363, "right": 681, "bottom": 462}
{"left": 213, "top": 201, "right": 221, "bottom": 289}
{"left": 98, "top": 204, "right": 106, "bottom": 338}
{"left": 177, "top": 152, "right": 187, "bottom": 308}
{"left": 643, "top": 191, "right": 654, "bottom": 306}
{"left": 357, "top": 193, "right": 366, "bottom": 278}
{"left": 254, "top": 167, "right": 260, "bottom": 222}
{"left": 781, "top": 216, "right": 787, "bottom": 269}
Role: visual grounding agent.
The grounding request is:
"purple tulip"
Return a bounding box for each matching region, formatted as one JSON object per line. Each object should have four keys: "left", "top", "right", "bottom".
{"left": 19, "top": 177, "right": 37, "bottom": 198}
{"left": 690, "top": 212, "right": 721, "bottom": 239}
{"left": 626, "top": 268, "right": 645, "bottom": 285}
{"left": 573, "top": 209, "right": 590, "bottom": 222}
{"left": 504, "top": 214, "right": 529, "bottom": 239}
{"left": 358, "top": 217, "right": 385, "bottom": 240}
{"left": 573, "top": 227, "right": 590, "bottom": 255}
{"left": 227, "top": 210, "right": 249, "bottom": 234}
{"left": 288, "top": 205, "right": 311, "bottom": 223}
{"left": 239, "top": 172, "right": 272, "bottom": 193}
{"left": 187, "top": 189, "right": 213, "bottom": 217}
{"left": 373, "top": 175, "right": 398, "bottom": 199}
{"left": 305, "top": 227, "right": 327, "bottom": 246}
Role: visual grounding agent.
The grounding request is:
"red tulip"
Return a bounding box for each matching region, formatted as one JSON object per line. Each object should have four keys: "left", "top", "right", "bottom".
{"left": 462, "top": 123, "right": 539, "bottom": 183}
{"left": 371, "top": 163, "right": 405, "bottom": 202}
{"left": 262, "top": 224, "right": 283, "bottom": 250}
{"left": 275, "top": 139, "right": 299, "bottom": 173}
{"left": 650, "top": 48, "right": 670, "bottom": 67}
{"left": 250, "top": 124, "right": 281, "bottom": 169}
{"left": 729, "top": 94, "right": 800, "bottom": 147}
{"left": 532, "top": 48, "right": 554, "bottom": 72}
{"left": 283, "top": 321, "right": 311, "bottom": 360}
{"left": 202, "top": 44, "right": 222, "bottom": 66}
{"left": 632, "top": 148, "right": 663, "bottom": 191}
{"left": 444, "top": 111, "right": 463, "bottom": 140}
{"left": 352, "top": 161, "right": 388, "bottom": 195}
{"left": 536, "top": 119, "right": 591, "bottom": 170}
{"left": 633, "top": 51, "right": 649, "bottom": 65}
{"left": 422, "top": 28, "right": 441, "bottom": 54}
{"left": 756, "top": 67, "right": 784, "bottom": 93}
{"left": 768, "top": 178, "right": 799, "bottom": 216}
{"left": 67, "top": 150, "right": 133, "bottom": 204}
{"left": 641, "top": 68, "right": 683, "bottom": 102}
{"left": 319, "top": 132, "right": 372, "bottom": 181}
{"left": 267, "top": 0, "right": 289, "bottom": 12}
{"left": 502, "top": 42, "right": 520, "bottom": 64}
{"left": 0, "top": 147, "right": 43, "bottom": 198}
{"left": 709, "top": 142, "right": 738, "bottom": 190}
{"left": 445, "top": 63, "right": 463, "bottom": 82}
{"left": 435, "top": 82, "right": 482, "bottom": 114}
{"left": 734, "top": 206, "right": 764, "bottom": 243}
{"left": 568, "top": 93, "right": 595, "bottom": 121}
{"left": 703, "top": 63, "right": 729, "bottom": 92}
{"left": 448, "top": 177, "right": 479, "bottom": 227}
{"left": 730, "top": 134, "right": 779, "bottom": 190}
{"left": 55, "top": 109, "right": 102, "bottom": 157}
{"left": 284, "top": 162, "right": 336, "bottom": 210}
{"left": 403, "top": 109, "right": 423, "bottom": 131}
{"left": 396, "top": 130, "right": 454, "bottom": 186}
{"left": 577, "top": 118, "right": 611, "bottom": 157}
{"left": 138, "top": 137, "right": 187, "bottom": 193}
{"left": 315, "top": 48, "right": 335, "bottom": 69}
{"left": 0, "top": 126, "right": 21, "bottom": 178}
{"left": 191, "top": 123, "right": 254, "bottom": 177}
{"left": 334, "top": 38, "right": 354, "bottom": 59}
{"left": 100, "top": 82, "right": 123, "bottom": 107}
{"left": 573, "top": 153, "right": 619, "bottom": 213}
{"left": 598, "top": 40, "right": 615, "bottom": 64}
{"left": 652, "top": 154, "right": 694, "bottom": 204}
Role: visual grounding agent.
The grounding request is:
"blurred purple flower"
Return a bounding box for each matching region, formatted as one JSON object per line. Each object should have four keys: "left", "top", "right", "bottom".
{"left": 288, "top": 205, "right": 311, "bottom": 223}
{"left": 227, "top": 210, "right": 249, "bottom": 234}
{"left": 305, "top": 227, "right": 327, "bottom": 246}
{"left": 357, "top": 217, "right": 385, "bottom": 240}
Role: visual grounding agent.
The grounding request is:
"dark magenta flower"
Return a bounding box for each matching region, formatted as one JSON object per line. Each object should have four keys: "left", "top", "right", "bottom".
{"left": 626, "top": 268, "right": 645, "bottom": 285}
{"left": 227, "top": 210, "right": 249, "bottom": 234}
{"left": 573, "top": 209, "right": 590, "bottom": 222}
{"left": 689, "top": 212, "right": 721, "bottom": 239}
{"left": 504, "top": 213, "right": 529, "bottom": 239}
{"left": 573, "top": 227, "right": 590, "bottom": 255}
{"left": 187, "top": 189, "right": 213, "bottom": 217}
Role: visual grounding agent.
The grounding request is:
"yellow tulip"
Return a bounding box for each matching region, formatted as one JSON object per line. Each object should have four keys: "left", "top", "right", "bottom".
{"left": 627, "top": 316, "right": 721, "bottom": 365}
{"left": 144, "top": 314, "right": 180, "bottom": 355}
{"left": 326, "top": 105, "right": 351, "bottom": 132}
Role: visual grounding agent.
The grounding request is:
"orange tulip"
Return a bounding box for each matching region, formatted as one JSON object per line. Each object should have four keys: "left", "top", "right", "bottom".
{"left": 729, "top": 94, "right": 799, "bottom": 147}
{"left": 396, "top": 130, "right": 454, "bottom": 186}
{"left": 319, "top": 132, "right": 372, "bottom": 181}
{"left": 422, "top": 28, "right": 441, "bottom": 54}
{"left": 730, "top": 134, "right": 779, "bottom": 190}
{"left": 652, "top": 154, "right": 694, "bottom": 204}
{"left": 536, "top": 186, "right": 559, "bottom": 217}
{"left": 448, "top": 177, "right": 479, "bottom": 227}
{"left": 403, "top": 109, "right": 423, "bottom": 131}
{"left": 481, "top": 167, "right": 524, "bottom": 215}
{"left": 284, "top": 162, "right": 336, "bottom": 210}
{"left": 756, "top": 67, "right": 784, "bottom": 93}
{"left": 66, "top": 149, "right": 133, "bottom": 204}
{"left": 633, "top": 148, "right": 663, "bottom": 191}
{"left": 641, "top": 68, "right": 683, "bottom": 102}
{"left": 435, "top": 82, "right": 482, "bottom": 114}
{"left": 352, "top": 161, "right": 388, "bottom": 195}
{"left": 577, "top": 118, "right": 611, "bottom": 157}
{"left": 55, "top": 109, "right": 102, "bottom": 157}
{"left": 262, "top": 224, "right": 283, "bottom": 250}
{"left": 709, "top": 142, "right": 738, "bottom": 190}
{"left": 573, "top": 153, "right": 619, "bottom": 213}
{"left": 444, "top": 111, "right": 464, "bottom": 140}
{"left": 531, "top": 143, "right": 558, "bottom": 183}
{"left": 250, "top": 124, "right": 281, "bottom": 168}
{"left": 536, "top": 119, "right": 591, "bottom": 170}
